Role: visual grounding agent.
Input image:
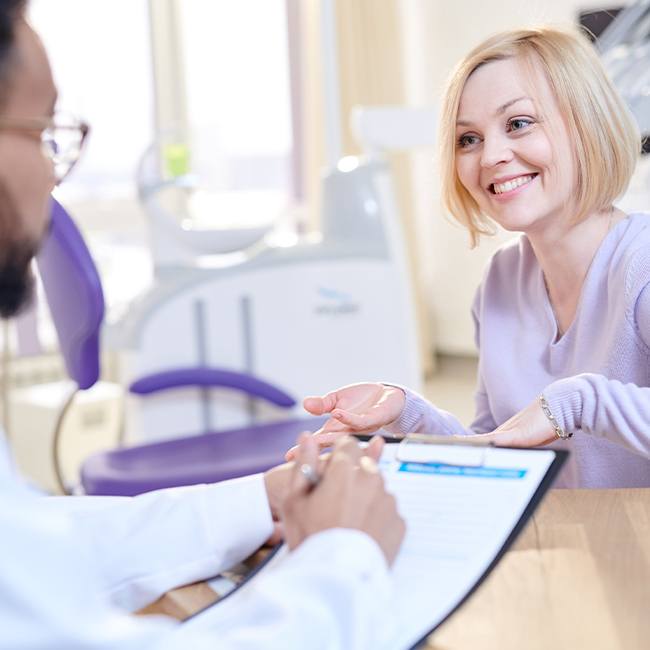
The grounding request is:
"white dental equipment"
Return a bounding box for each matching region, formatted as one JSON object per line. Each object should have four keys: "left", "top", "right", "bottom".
{"left": 107, "top": 0, "right": 436, "bottom": 443}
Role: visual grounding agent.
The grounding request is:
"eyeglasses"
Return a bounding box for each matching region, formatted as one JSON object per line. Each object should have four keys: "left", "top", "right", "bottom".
{"left": 0, "top": 112, "right": 89, "bottom": 184}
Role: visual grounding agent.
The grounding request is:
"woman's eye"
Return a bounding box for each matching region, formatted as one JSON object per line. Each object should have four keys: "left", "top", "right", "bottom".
{"left": 457, "top": 134, "right": 480, "bottom": 148}
{"left": 508, "top": 117, "right": 533, "bottom": 132}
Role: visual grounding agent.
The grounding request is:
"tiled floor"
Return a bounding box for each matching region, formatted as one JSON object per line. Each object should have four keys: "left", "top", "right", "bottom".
{"left": 422, "top": 354, "right": 478, "bottom": 428}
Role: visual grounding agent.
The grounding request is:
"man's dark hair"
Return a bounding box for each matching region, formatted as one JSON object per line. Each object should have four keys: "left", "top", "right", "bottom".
{"left": 0, "top": 0, "right": 35, "bottom": 321}
{"left": 0, "top": 0, "right": 26, "bottom": 104}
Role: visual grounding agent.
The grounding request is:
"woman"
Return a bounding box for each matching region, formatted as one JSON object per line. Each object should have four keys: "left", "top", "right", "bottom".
{"left": 290, "top": 25, "right": 650, "bottom": 488}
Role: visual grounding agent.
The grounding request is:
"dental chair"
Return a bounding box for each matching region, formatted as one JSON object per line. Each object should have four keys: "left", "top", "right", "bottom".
{"left": 37, "top": 199, "right": 326, "bottom": 496}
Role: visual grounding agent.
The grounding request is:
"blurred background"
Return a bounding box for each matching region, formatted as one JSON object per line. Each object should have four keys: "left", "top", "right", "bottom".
{"left": 7, "top": 0, "right": 647, "bottom": 493}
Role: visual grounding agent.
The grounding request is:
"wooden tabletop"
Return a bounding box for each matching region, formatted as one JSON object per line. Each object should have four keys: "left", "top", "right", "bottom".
{"left": 428, "top": 488, "right": 650, "bottom": 650}
{"left": 142, "top": 488, "right": 650, "bottom": 650}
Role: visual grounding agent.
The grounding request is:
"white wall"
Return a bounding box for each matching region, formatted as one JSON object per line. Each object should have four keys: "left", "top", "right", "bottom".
{"left": 398, "top": 0, "right": 623, "bottom": 355}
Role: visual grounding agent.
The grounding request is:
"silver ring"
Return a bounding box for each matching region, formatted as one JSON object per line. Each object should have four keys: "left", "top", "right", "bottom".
{"left": 299, "top": 463, "right": 320, "bottom": 487}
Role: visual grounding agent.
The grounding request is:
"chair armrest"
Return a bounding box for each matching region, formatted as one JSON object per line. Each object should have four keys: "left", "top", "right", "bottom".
{"left": 128, "top": 367, "right": 296, "bottom": 408}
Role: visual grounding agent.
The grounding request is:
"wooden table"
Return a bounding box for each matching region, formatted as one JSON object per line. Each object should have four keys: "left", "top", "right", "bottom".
{"left": 428, "top": 488, "right": 650, "bottom": 650}
{"left": 142, "top": 489, "right": 650, "bottom": 649}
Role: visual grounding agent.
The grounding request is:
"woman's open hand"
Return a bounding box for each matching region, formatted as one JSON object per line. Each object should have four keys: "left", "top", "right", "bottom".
{"left": 285, "top": 383, "right": 406, "bottom": 460}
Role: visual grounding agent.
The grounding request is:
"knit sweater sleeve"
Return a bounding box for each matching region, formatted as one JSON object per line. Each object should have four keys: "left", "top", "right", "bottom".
{"left": 383, "top": 286, "right": 496, "bottom": 437}
{"left": 542, "top": 265, "right": 650, "bottom": 459}
{"left": 381, "top": 386, "right": 469, "bottom": 437}
{"left": 635, "top": 280, "right": 650, "bottom": 350}
{"left": 543, "top": 374, "right": 650, "bottom": 458}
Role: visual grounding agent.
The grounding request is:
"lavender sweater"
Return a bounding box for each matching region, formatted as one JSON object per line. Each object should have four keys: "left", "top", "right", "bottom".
{"left": 388, "top": 213, "right": 650, "bottom": 488}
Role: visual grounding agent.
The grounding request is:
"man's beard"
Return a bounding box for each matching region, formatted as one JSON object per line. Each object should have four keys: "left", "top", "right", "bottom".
{"left": 0, "top": 180, "right": 39, "bottom": 318}
{"left": 0, "top": 244, "right": 36, "bottom": 318}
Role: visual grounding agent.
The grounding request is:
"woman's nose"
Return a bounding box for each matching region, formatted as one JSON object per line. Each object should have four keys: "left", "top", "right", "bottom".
{"left": 480, "top": 135, "right": 513, "bottom": 168}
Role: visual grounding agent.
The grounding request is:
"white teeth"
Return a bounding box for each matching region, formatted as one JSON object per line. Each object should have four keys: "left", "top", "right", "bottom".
{"left": 492, "top": 174, "right": 535, "bottom": 194}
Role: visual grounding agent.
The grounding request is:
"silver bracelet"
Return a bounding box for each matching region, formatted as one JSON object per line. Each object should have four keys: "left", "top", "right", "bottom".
{"left": 539, "top": 394, "right": 573, "bottom": 440}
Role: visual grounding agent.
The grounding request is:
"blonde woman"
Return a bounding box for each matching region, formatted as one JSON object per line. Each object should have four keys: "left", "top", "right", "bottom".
{"left": 290, "top": 25, "right": 650, "bottom": 488}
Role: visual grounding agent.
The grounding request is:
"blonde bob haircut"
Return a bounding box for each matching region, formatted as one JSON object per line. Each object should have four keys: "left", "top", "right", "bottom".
{"left": 439, "top": 25, "right": 640, "bottom": 247}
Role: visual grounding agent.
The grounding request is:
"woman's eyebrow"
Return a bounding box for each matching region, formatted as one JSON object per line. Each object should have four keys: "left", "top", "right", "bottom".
{"left": 457, "top": 96, "right": 533, "bottom": 127}
{"left": 496, "top": 96, "right": 532, "bottom": 114}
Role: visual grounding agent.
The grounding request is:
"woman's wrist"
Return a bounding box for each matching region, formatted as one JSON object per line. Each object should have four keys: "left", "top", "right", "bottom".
{"left": 379, "top": 383, "right": 408, "bottom": 430}
{"left": 539, "top": 393, "right": 573, "bottom": 440}
{"left": 543, "top": 375, "right": 588, "bottom": 435}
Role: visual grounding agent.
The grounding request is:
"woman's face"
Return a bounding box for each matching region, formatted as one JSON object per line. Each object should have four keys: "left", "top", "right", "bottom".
{"left": 454, "top": 56, "right": 576, "bottom": 234}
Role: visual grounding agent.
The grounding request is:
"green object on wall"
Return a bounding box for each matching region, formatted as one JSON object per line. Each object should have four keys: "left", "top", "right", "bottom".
{"left": 163, "top": 143, "right": 191, "bottom": 177}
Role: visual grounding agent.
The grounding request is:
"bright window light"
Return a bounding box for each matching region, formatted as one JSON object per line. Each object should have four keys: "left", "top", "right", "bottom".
{"left": 179, "top": 0, "right": 292, "bottom": 195}
{"left": 28, "top": 0, "right": 154, "bottom": 203}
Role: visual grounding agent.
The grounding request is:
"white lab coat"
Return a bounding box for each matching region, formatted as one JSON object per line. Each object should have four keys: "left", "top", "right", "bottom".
{"left": 0, "top": 434, "right": 391, "bottom": 649}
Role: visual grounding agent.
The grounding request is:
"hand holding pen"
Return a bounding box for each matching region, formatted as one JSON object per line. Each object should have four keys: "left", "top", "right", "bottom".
{"left": 280, "top": 434, "right": 405, "bottom": 567}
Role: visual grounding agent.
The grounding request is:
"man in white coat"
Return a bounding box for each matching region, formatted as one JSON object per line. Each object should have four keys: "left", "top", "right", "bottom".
{"left": 0, "top": 2, "right": 405, "bottom": 647}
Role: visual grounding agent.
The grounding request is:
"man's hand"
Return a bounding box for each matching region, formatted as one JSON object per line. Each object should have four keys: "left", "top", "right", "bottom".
{"left": 280, "top": 434, "right": 405, "bottom": 566}
{"left": 264, "top": 433, "right": 386, "bottom": 544}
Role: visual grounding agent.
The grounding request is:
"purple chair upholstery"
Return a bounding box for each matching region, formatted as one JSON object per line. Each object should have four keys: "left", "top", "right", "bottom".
{"left": 37, "top": 198, "right": 104, "bottom": 390}
{"left": 37, "top": 199, "right": 325, "bottom": 496}
{"left": 80, "top": 418, "right": 325, "bottom": 497}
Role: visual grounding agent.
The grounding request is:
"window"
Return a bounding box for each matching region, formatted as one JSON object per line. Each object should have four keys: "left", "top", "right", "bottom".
{"left": 28, "top": 0, "right": 154, "bottom": 203}
{"left": 179, "top": 0, "right": 292, "bottom": 196}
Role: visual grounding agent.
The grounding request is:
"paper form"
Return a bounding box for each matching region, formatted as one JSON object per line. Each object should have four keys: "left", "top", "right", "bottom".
{"left": 376, "top": 443, "right": 556, "bottom": 649}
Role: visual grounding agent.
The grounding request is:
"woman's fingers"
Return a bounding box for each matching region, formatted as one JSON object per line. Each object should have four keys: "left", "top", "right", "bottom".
{"left": 330, "top": 407, "right": 386, "bottom": 432}
{"left": 312, "top": 417, "right": 352, "bottom": 436}
{"left": 302, "top": 395, "right": 326, "bottom": 415}
{"left": 285, "top": 403, "right": 391, "bottom": 462}
{"left": 467, "top": 430, "right": 528, "bottom": 447}
{"left": 302, "top": 392, "right": 338, "bottom": 416}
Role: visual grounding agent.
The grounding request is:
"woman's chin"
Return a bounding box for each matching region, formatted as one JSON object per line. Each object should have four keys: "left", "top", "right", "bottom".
{"left": 484, "top": 208, "right": 543, "bottom": 234}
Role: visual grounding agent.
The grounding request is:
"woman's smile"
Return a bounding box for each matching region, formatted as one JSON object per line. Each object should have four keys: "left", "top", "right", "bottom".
{"left": 489, "top": 172, "right": 539, "bottom": 200}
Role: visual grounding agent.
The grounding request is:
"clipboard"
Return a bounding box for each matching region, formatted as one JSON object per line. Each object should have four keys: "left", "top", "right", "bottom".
{"left": 183, "top": 438, "right": 567, "bottom": 650}
{"left": 339, "top": 436, "right": 567, "bottom": 648}
{"left": 378, "top": 438, "right": 567, "bottom": 649}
